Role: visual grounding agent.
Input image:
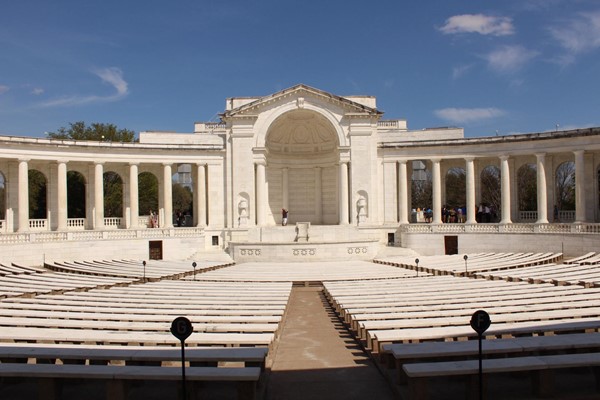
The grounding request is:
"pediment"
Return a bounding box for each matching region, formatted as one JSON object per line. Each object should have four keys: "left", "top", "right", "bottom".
{"left": 221, "top": 84, "right": 382, "bottom": 119}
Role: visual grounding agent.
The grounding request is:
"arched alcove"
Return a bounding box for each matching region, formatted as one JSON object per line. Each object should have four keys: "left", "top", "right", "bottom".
{"left": 104, "top": 171, "right": 123, "bottom": 218}
{"left": 28, "top": 169, "right": 47, "bottom": 219}
{"left": 555, "top": 161, "right": 575, "bottom": 219}
{"left": 480, "top": 165, "right": 500, "bottom": 223}
{"left": 264, "top": 109, "right": 339, "bottom": 225}
{"left": 517, "top": 163, "right": 537, "bottom": 221}
{"left": 0, "top": 172, "right": 5, "bottom": 220}
{"left": 67, "top": 171, "right": 86, "bottom": 218}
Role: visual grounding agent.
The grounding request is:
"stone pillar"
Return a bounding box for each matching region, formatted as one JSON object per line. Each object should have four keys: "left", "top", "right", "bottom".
{"left": 17, "top": 159, "right": 29, "bottom": 232}
{"left": 431, "top": 159, "right": 442, "bottom": 224}
{"left": 398, "top": 161, "right": 409, "bottom": 224}
{"left": 535, "top": 153, "right": 548, "bottom": 224}
{"left": 339, "top": 162, "right": 349, "bottom": 225}
{"left": 500, "top": 156, "right": 512, "bottom": 224}
{"left": 282, "top": 168, "right": 289, "bottom": 211}
{"left": 465, "top": 158, "right": 477, "bottom": 224}
{"left": 163, "top": 163, "right": 173, "bottom": 228}
{"left": 94, "top": 162, "right": 104, "bottom": 229}
{"left": 574, "top": 150, "right": 586, "bottom": 223}
{"left": 256, "top": 162, "right": 266, "bottom": 226}
{"left": 314, "top": 167, "right": 322, "bottom": 223}
{"left": 56, "top": 161, "right": 68, "bottom": 231}
{"left": 129, "top": 163, "right": 139, "bottom": 228}
{"left": 196, "top": 163, "right": 207, "bottom": 227}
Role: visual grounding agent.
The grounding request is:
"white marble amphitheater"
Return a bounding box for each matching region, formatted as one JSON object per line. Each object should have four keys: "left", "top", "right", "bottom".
{"left": 1, "top": 85, "right": 600, "bottom": 399}
{"left": 0, "top": 84, "right": 599, "bottom": 264}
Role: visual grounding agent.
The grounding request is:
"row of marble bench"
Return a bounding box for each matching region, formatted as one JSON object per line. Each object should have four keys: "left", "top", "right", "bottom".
{"left": 0, "top": 344, "right": 268, "bottom": 400}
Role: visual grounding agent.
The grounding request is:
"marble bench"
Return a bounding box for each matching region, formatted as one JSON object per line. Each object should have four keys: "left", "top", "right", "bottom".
{"left": 403, "top": 352, "right": 600, "bottom": 400}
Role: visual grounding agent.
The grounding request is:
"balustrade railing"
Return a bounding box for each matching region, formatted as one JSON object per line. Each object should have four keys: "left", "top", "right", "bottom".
{"left": 29, "top": 219, "right": 48, "bottom": 231}
{"left": 67, "top": 218, "right": 86, "bottom": 230}
{"left": 103, "top": 217, "right": 122, "bottom": 228}
{"left": 519, "top": 211, "right": 537, "bottom": 221}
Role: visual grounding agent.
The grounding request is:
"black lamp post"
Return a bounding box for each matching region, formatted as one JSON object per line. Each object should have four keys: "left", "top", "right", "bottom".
{"left": 142, "top": 260, "right": 146, "bottom": 282}
{"left": 415, "top": 258, "right": 420, "bottom": 277}
{"left": 192, "top": 261, "right": 197, "bottom": 280}
{"left": 463, "top": 254, "right": 468, "bottom": 275}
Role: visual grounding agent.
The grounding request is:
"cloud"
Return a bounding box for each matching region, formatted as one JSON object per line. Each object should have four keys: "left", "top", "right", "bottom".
{"left": 39, "top": 67, "right": 128, "bottom": 108}
{"left": 548, "top": 11, "right": 600, "bottom": 65}
{"left": 0, "top": 85, "right": 9, "bottom": 94}
{"left": 31, "top": 88, "right": 44, "bottom": 95}
{"left": 483, "top": 45, "right": 539, "bottom": 73}
{"left": 452, "top": 64, "right": 473, "bottom": 80}
{"left": 439, "top": 14, "right": 515, "bottom": 36}
{"left": 435, "top": 107, "right": 506, "bottom": 124}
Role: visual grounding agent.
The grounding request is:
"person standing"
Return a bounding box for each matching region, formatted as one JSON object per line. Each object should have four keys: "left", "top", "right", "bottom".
{"left": 281, "top": 208, "right": 288, "bottom": 226}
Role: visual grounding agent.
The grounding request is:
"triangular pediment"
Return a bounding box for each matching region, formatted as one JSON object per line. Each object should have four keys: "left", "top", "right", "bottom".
{"left": 221, "top": 84, "right": 383, "bottom": 118}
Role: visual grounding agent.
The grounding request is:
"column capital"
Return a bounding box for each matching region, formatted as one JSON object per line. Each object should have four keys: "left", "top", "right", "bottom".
{"left": 534, "top": 152, "right": 546, "bottom": 158}
{"left": 464, "top": 156, "right": 475, "bottom": 162}
{"left": 129, "top": 162, "right": 139, "bottom": 166}
{"left": 430, "top": 158, "right": 441, "bottom": 164}
{"left": 162, "top": 162, "right": 173, "bottom": 167}
{"left": 573, "top": 149, "right": 585, "bottom": 157}
{"left": 18, "top": 158, "right": 30, "bottom": 163}
{"left": 499, "top": 155, "right": 510, "bottom": 161}
{"left": 94, "top": 161, "right": 106, "bottom": 166}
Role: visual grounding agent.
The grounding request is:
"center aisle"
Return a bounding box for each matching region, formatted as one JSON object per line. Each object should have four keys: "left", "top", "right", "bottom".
{"left": 266, "top": 287, "right": 395, "bottom": 400}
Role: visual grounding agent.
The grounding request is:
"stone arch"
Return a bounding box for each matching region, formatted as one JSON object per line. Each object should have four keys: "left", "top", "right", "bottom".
{"left": 411, "top": 160, "right": 432, "bottom": 217}
{"left": 445, "top": 167, "right": 466, "bottom": 210}
{"left": 263, "top": 109, "right": 341, "bottom": 225}
{"left": 254, "top": 101, "right": 347, "bottom": 149}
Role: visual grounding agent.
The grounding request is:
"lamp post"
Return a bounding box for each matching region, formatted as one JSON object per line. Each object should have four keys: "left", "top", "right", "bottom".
{"left": 142, "top": 260, "right": 146, "bottom": 282}
{"left": 463, "top": 254, "right": 468, "bottom": 276}
{"left": 415, "top": 258, "right": 420, "bottom": 277}
{"left": 192, "top": 261, "right": 197, "bottom": 281}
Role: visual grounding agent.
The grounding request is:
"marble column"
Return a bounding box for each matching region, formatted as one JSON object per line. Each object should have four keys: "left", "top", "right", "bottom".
{"left": 129, "top": 163, "right": 139, "bottom": 228}
{"left": 196, "top": 163, "right": 207, "bottom": 227}
{"left": 162, "top": 163, "right": 173, "bottom": 228}
{"left": 465, "top": 158, "right": 477, "bottom": 224}
{"left": 535, "top": 153, "right": 548, "bottom": 224}
{"left": 282, "top": 167, "right": 289, "bottom": 211}
{"left": 94, "top": 162, "right": 104, "bottom": 229}
{"left": 500, "top": 156, "right": 512, "bottom": 224}
{"left": 574, "top": 150, "right": 586, "bottom": 223}
{"left": 431, "top": 159, "right": 442, "bottom": 224}
{"left": 314, "top": 167, "right": 322, "bottom": 223}
{"left": 57, "top": 161, "right": 68, "bottom": 231}
{"left": 398, "top": 161, "right": 409, "bottom": 224}
{"left": 339, "top": 162, "right": 349, "bottom": 225}
{"left": 17, "top": 159, "right": 29, "bottom": 232}
{"left": 256, "top": 162, "right": 266, "bottom": 226}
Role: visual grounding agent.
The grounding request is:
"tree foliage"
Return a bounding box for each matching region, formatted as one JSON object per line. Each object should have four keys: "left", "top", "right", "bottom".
{"left": 445, "top": 167, "right": 466, "bottom": 208}
{"left": 556, "top": 162, "right": 575, "bottom": 211}
{"left": 518, "top": 164, "right": 537, "bottom": 212}
{"left": 28, "top": 170, "right": 47, "bottom": 219}
{"left": 411, "top": 168, "right": 432, "bottom": 210}
{"left": 67, "top": 171, "right": 86, "bottom": 218}
{"left": 0, "top": 174, "right": 5, "bottom": 219}
{"left": 47, "top": 121, "right": 136, "bottom": 142}
{"left": 481, "top": 166, "right": 501, "bottom": 217}
{"left": 139, "top": 172, "right": 158, "bottom": 216}
{"left": 104, "top": 172, "right": 123, "bottom": 218}
{"left": 172, "top": 183, "right": 193, "bottom": 216}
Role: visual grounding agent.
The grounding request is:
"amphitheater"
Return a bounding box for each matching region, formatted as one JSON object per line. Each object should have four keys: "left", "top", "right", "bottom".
{"left": 1, "top": 85, "right": 600, "bottom": 399}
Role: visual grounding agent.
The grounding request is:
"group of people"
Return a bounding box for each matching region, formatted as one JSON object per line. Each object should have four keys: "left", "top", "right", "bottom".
{"left": 147, "top": 210, "right": 187, "bottom": 228}
{"left": 415, "top": 204, "right": 498, "bottom": 223}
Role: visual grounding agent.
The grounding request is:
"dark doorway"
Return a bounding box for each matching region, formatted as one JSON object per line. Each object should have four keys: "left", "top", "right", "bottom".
{"left": 149, "top": 240, "right": 163, "bottom": 260}
{"left": 387, "top": 233, "right": 395, "bottom": 246}
{"left": 444, "top": 236, "right": 458, "bottom": 255}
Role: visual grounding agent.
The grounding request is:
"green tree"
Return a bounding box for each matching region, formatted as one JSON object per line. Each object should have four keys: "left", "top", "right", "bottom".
{"left": 139, "top": 172, "right": 158, "bottom": 216}
{"left": 556, "top": 162, "right": 575, "bottom": 211}
{"left": 104, "top": 172, "right": 123, "bottom": 217}
{"left": 48, "top": 121, "right": 136, "bottom": 142}
{"left": 28, "top": 170, "right": 47, "bottom": 219}
{"left": 518, "top": 164, "right": 537, "bottom": 212}
{"left": 67, "top": 171, "right": 86, "bottom": 218}
{"left": 481, "top": 166, "right": 501, "bottom": 220}
{"left": 173, "top": 183, "right": 193, "bottom": 216}
{"left": 445, "top": 168, "right": 466, "bottom": 208}
{"left": 0, "top": 175, "right": 5, "bottom": 219}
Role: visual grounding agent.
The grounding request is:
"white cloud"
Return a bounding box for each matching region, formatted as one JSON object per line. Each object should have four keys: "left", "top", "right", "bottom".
{"left": 548, "top": 11, "right": 600, "bottom": 64}
{"left": 435, "top": 107, "right": 506, "bottom": 124}
{"left": 439, "top": 14, "right": 515, "bottom": 36}
{"left": 39, "top": 67, "right": 128, "bottom": 108}
{"left": 484, "top": 45, "right": 539, "bottom": 73}
{"left": 31, "top": 88, "right": 44, "bottom": 95}
{"left": 0, "top": 85, "right": 9, "bottom": 94}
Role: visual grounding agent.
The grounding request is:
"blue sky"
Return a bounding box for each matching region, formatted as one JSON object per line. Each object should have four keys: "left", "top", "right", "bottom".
{"left": 1, "top": 0, "right": 599, "bottom": 138}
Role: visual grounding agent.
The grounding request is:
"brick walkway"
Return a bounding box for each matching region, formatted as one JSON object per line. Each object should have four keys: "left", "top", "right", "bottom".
{"left": 265, "top": 287, "right": 395, "bottom": 400}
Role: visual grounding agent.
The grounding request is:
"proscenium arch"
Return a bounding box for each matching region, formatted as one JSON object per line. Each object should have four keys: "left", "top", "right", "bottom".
{"left": 263, "top": 108, "right": 341, "bottom": 225}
